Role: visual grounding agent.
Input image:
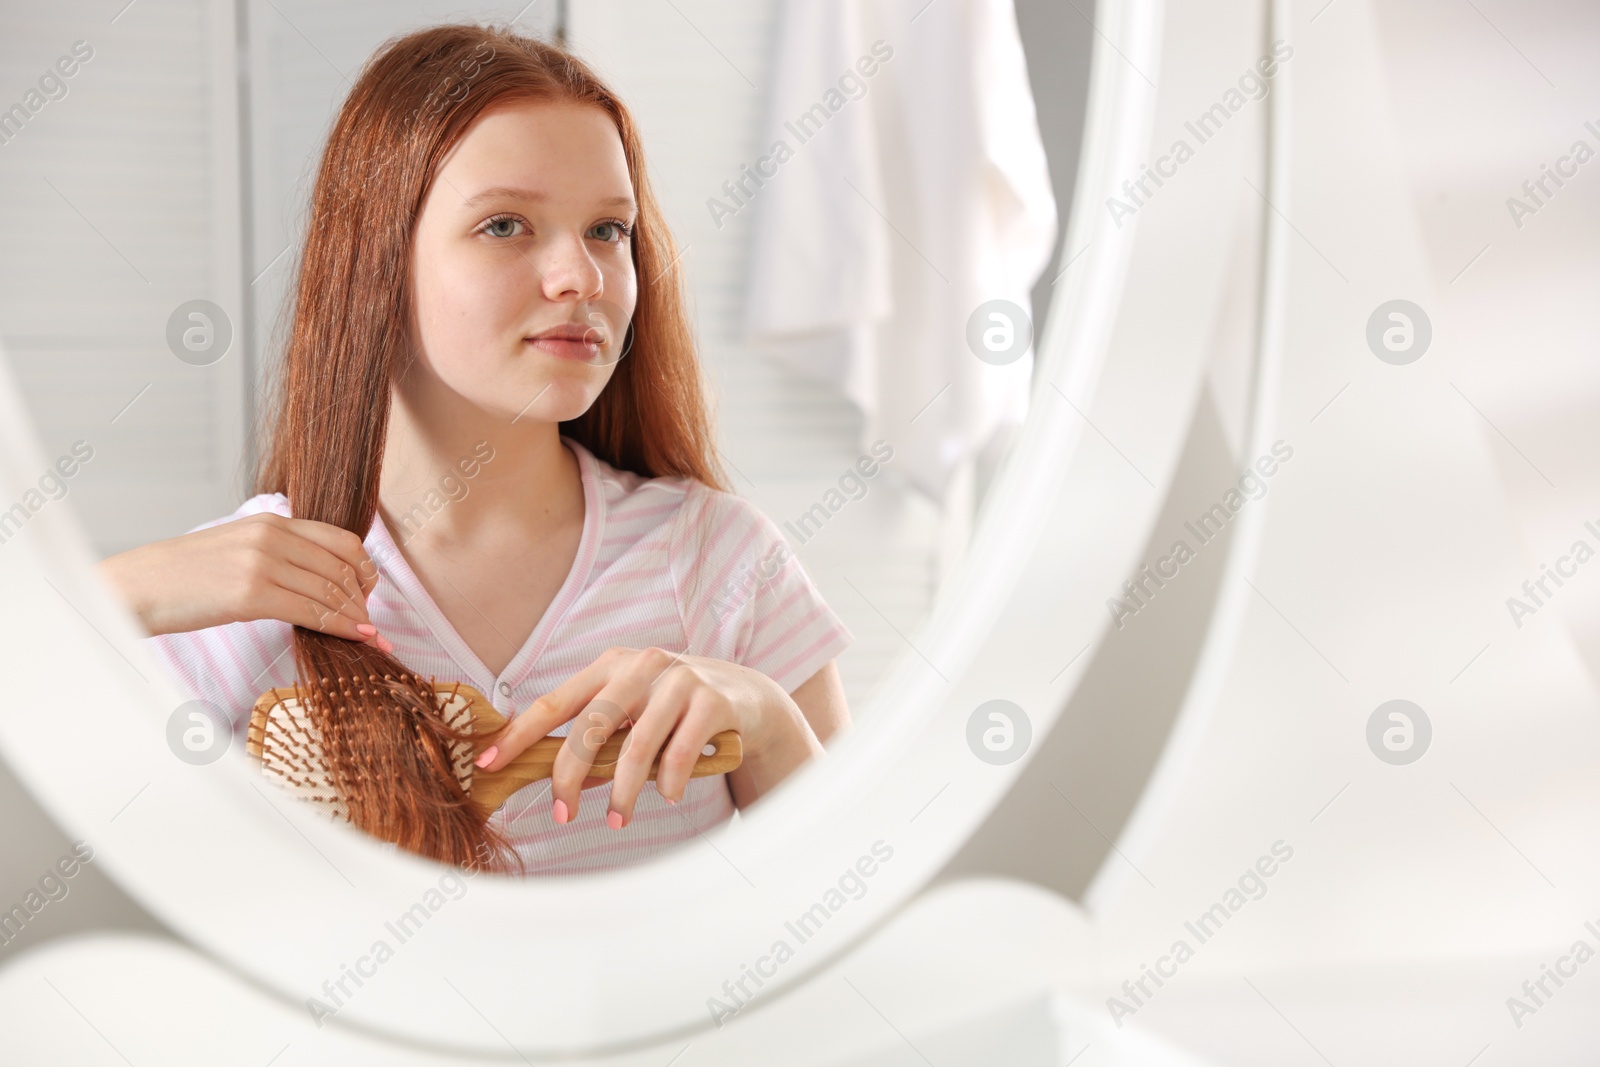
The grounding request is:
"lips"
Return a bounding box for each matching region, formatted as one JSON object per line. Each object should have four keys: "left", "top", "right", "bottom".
{"left": 525, "top": 321, "right": 606, "bottom": 360}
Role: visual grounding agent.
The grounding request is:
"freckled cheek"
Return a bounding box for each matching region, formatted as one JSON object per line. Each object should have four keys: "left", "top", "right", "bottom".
{"left": 604, "top": 266, "right": 638, "bottom": 320}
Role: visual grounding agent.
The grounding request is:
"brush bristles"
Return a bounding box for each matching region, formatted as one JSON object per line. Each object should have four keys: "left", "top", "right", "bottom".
{"left": 258, "top": 648, "right": 524, "bottom": 875}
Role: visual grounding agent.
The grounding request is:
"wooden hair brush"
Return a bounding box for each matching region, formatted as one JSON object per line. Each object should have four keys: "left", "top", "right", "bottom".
{"left": 245, "top": 674, "right": 742, "bottom": 819}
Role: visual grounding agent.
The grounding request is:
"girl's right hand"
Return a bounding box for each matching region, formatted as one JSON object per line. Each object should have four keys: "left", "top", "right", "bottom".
{"left": 96, "top": 512, "right": 392, "bottom": 648}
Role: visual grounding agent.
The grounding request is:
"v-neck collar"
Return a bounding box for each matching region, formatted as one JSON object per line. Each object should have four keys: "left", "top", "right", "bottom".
{"left": 366, "top": 436, "right": 604, "bottom": 696}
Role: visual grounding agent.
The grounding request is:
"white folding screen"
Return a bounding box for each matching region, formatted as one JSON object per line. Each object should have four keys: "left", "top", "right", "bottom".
{"left": 0, "top": 0, "right": 245, "bottom": 556}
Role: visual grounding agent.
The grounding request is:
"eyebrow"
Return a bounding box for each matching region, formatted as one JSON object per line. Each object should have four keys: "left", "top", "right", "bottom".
{"left": 461, "top": 186, "right": 636, "bottom": 212}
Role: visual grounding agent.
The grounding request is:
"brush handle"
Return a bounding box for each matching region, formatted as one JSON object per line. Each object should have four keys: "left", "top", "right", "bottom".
{"left": 246, "top": 681, "right": 741, "bottom": 817}
{"left": 470, "top": 727, "right": 742, "bottom": 812}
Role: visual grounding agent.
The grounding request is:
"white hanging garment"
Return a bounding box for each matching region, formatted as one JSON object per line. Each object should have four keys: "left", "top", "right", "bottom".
{"left": 740, "top": 0, "right": 1058, "bottom": 499}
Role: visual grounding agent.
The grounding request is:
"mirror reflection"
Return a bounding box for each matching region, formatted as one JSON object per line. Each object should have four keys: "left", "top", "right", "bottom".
{"left": 6, "top": 5, "right": 1066, "bottom": 874}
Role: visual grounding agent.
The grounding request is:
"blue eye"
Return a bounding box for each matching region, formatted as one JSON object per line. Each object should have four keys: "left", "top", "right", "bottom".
{"left": 481, "top": 215, "right": 524, "bottom": 238}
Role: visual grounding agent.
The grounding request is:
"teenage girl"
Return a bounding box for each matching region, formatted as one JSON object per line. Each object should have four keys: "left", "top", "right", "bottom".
{"left": 96, "top": 24, "right": 853, "bottom": 875}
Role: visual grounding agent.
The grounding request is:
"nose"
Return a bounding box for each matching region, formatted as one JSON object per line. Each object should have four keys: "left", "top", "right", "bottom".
{"left": 537, "top": 231, "right": 604, "bottom": 304}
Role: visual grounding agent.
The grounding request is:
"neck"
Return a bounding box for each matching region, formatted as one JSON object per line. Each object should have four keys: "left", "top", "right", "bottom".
{"left": 378, "top": 382, "right": 582, "bottom": 551}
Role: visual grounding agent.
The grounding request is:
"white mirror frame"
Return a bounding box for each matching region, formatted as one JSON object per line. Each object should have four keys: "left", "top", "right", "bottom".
{"left": 1085, "top": 0, "right": 1291, "bottom": 915}
{"left": 0, "top": 0, "right": 1199, "bottom": 1054}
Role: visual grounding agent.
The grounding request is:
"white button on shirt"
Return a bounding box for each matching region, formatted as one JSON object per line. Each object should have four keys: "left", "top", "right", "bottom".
{"left": 144, "top": 437, "right": 852, "bottom": 875}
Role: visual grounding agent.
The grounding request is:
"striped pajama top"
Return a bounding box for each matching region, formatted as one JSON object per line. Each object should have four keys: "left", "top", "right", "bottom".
{"left": 143, "top": 436, "right": 853, "bottom": 875}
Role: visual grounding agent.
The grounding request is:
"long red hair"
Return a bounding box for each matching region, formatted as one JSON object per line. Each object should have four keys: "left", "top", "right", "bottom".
{"left": 252, "top": 24, "right": 726, "bottom": 872}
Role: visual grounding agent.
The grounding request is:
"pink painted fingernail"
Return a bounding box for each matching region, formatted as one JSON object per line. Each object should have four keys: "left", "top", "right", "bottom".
{"left": 606, "top": 810, "right": 624, "bottom": 830}
{"left": 475, "top": 745, "right": 498, "bottom": 769}
{"left": 552, "top": 799, "right": 569, "bottom": 824}
{"left": 376, "top": 636, "right": 395, "bottom": 653}
{"left": 665, "top": 795, "right": 677, "bottom": 805}
{"left": 355, "top": 623, "right": 377, "bottom": 636}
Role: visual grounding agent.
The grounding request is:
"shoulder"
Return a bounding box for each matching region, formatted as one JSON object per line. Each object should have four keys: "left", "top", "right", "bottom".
{"left": 664, "top": 482, "right": 852, "bottom": 690}
{"left": 566, "top": 436, "right": 698, "bottom": 536}
{"left": 669, "top": 480, "right": 797, "bottom": 600}
{"left": 677, "top": 481, "right": 784, "bottom": 549}
{"left": 563, "top": 437, "right": 788, "bottom": 571}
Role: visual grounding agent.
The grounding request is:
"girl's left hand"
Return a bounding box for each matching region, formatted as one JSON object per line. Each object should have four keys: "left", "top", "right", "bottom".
{"left": 473, "top": 646, "right": 821, "bottom": 829}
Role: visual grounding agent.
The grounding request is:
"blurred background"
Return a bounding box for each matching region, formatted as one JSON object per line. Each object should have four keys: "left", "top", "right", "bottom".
{"left": 1, "top": 0, "right": 1598, "bottom": 1063}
